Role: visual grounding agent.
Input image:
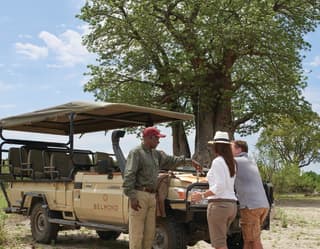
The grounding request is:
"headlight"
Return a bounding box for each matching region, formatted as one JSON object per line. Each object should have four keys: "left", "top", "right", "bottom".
{"left": 171, "top": 187, "right": 187, "bottom": 200}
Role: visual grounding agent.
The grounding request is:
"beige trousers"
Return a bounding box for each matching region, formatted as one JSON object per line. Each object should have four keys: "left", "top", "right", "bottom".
{"left": 207, "top": 201, "right": 237, "bottom": 248}
{"left": 129, "top": 190, "right": 156, "bottom": 249}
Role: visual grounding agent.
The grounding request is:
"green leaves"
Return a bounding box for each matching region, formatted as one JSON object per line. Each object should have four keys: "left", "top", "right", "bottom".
{"left": 78, "top": 0, "right": 320, "bottom": 160}
{"left": 256, "top": 112, "right": 320, "bottom": 168}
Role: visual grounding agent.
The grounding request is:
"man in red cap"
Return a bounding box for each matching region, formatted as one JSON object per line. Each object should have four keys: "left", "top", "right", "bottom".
{"left": 142, "top": 126, "right": 167, "bottom": 138}
{"left": 123, "top": 126, "right": 200, "bottom": 249}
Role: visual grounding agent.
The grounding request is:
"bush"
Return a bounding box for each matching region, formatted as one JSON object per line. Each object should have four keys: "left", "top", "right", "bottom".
{"left": 0, "top": 193, "right": 7, "bottom": 246}
{"left": 271, "top": 164, "right": 301, "bottom": 193}
{"left": 258, "top": 162, "right": 320, "bottom": 194}
{"left": 0, "top": 211, "right": 7, "bottom": 245}
{"left": 299, "top": 171, "right": 320, "bottom": 193}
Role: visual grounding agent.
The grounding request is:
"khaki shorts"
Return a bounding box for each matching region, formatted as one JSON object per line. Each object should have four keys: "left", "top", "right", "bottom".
{"left": 240, "top": 208, "right": 269, "bottom": 242}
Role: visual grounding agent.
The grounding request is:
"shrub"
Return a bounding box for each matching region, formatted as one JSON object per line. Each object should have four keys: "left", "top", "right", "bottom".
{"left": 0, "top": 212, "right": 7, "bottom": 245}
{"left": 257, "top": 161, "right": 320, "bottom": 194}
{"left": 0, "top": 193, "right": 7, "bottom": 246}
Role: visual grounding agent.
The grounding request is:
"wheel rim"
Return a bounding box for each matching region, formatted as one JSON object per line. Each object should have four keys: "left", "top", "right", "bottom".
{"left": 35, "top": 211, "right": 46, "bottom": 233}
{"left": 153, "top": 225, "right": 169, "bottom": 249}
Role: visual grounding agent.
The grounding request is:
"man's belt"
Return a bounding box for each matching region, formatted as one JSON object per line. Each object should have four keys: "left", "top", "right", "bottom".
{"left": 135, "top": 186, "right": 156, "bottom": 193}
{"left": 208, "top": 198, "right": 237, "bottom": 203}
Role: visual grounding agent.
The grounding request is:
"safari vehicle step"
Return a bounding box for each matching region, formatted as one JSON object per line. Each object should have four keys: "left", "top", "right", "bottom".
{"left": 48, "top": 218, "right": 128, "bottom": 233}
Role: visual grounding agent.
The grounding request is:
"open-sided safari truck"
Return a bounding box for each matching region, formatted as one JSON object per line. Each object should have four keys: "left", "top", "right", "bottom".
{"left": 0, "top": 101, "right": 273, "bottom": 249}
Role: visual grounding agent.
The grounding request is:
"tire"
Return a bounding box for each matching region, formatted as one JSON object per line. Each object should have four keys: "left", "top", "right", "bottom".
{"left": 96, "top": 230, "right": 121, "bottom": 240}
{"left": 227, "top": 232, "right": 244, "bottom": 249}
{"left": 30, "top": 202, "right": 59, "bottom": 244}
{"left": 153, "top": 218, "right": 186, "bottom": 249}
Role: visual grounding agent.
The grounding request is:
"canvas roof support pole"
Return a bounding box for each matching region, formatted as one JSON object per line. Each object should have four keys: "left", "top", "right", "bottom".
{"left": 68, "top": 112, "right": 75, "bottom": 156}
{"left": 0, "top": 128, "right": 4, "bottom": 174}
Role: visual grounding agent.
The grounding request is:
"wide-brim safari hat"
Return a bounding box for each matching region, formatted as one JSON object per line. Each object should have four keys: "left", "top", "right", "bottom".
{"left": 208, "top": 131, "right": 231, "bottom": 144}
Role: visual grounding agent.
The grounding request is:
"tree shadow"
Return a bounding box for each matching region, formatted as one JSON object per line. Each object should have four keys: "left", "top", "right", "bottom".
{"left": 20, "top": 232, "right": 129, "bottom": 249}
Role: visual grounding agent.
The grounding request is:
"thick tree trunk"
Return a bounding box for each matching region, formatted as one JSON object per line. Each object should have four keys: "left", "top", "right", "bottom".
{"left": 193, "top": 109, "right": 215, "bottom": 167}
{"left": 192, "top": 99, "right": 233, "bottom": 167}
{"left": 171, "top": 122, "right": 191, "bottom": 157}
{"left": 192, "top": 72, "right": 234, "bottom": 167}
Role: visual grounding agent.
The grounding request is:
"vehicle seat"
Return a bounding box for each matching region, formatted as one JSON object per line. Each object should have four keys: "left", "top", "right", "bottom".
{"left": 8, "top": 147, "right": 32, "bottom": 178}
{"left": 50, "top": 151, "right": 73, "bottom": 178}
{"left": 28, "top": 149, "right": 51, "bottom": 179}
{"left": 72, "top": 152, "right": 92, "bottom": 170}
{"left": 94, "top": 152, "right": 115, "bottom": 174}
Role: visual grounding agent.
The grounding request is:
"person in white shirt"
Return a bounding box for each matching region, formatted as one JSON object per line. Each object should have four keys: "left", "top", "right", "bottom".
{"left": 192, "top": 131, "right": 237, "bottom": 249}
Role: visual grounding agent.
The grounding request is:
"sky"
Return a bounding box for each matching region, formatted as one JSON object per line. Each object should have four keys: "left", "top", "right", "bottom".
{"left": 0, "top": 1, "right": 319, "bottom": 172}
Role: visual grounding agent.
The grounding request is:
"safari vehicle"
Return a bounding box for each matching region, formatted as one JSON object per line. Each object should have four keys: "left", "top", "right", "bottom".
{"left": 0, "top": 101, "right": 273, "bottom": 249}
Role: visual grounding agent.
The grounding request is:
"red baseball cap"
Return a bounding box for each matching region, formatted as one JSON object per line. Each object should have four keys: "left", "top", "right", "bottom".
{"left": 143, "top": 127, "right": 166, "bottom": 138}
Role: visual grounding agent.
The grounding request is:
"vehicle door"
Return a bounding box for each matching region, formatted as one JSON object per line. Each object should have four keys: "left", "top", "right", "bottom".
{"left": 73, "top": 172, "right": 128, "bottom": 225}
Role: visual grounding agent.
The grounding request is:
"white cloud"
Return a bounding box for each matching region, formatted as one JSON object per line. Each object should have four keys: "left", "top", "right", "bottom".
{"left": 39, "top": 29, "right": 91, "bottom": 67}
{"left": 15, "top": 42, "right": 48, "bottom": 60}
{"left": 310, "top": 56, "right": 320, "bottom": 67}
{"left": 14, "top": 26, "right": 93, "bottom": 67}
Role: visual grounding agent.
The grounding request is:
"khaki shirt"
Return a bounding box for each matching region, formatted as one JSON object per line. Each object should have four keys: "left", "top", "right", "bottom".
{"left": 123, "top": 143, "right": 191, "bottom": 199}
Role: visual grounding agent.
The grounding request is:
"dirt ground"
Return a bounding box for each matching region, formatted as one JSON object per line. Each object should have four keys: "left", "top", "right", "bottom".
{"left": 3, "top": 199, "right": 320, "bottom": 249}
{"left": 261, "top": 199, "right": 320, "bottom": 249}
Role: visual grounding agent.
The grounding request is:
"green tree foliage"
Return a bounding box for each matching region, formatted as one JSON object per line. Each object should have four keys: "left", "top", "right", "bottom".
{"left": 78, "top": 1, "right": 320, "bottom": 165}
{"left": 256, "top": 154, "right": 280, "bottom": 183}
{"left": 258, "top": 162, "right": 320, "bottom": 194}
{"left": 256, "top": 114, "right": 320, "bottom": 193}
{"left": 256, "top": 113, "right": 320, "bottom": 168}
{"left": 272, "top": 164, "right": 301, "bottom": 193}
{"left": 299, "top": 171, "right": 320, "bottom": 193}
{"left": 0, "top": 193, "right": 7, "bottom": 245}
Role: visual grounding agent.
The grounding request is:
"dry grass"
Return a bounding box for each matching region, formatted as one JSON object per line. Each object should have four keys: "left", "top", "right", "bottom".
{"left": 261, "top": 199, "right": 320, "bottom": 249}
{"left": 1, "top": 198, "right": 320, "bottom": 249}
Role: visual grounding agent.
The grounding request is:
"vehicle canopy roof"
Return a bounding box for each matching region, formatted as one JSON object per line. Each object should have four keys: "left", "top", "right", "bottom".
{"left": 0, "top": 101, "right": 193, "bottom": 135}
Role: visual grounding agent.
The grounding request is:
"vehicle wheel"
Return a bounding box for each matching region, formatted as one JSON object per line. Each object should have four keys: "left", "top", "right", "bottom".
{"left": 153, "top": 218, "right": 186, "bottom": 249}
{"left": 96, "top": 230, "right": 121, "bottom": 240}
{"left": 30, "top": 202, "right": 59, "bottom": 244}
{"left": 227, "top": 232, "right": 243, "bottom": 249}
